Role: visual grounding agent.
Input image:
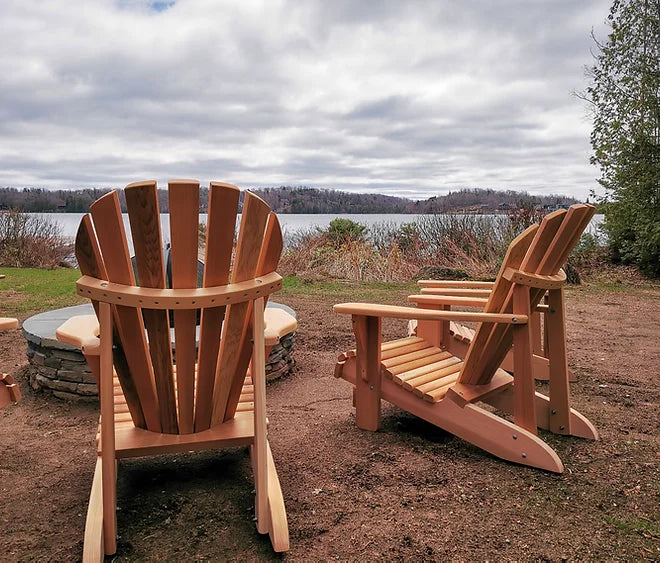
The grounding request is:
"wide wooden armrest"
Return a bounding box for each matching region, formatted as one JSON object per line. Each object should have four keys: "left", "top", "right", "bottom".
{"left": 56, "top": 315, "right": 101, "bottom": 354}
{"left": 419, "top": 287, "right": 492, "bottom": 297}
{"left": 410, "top": 294, "right": 549, "bottom": 313}
{"left": 56, "top": 310, "right": 296, "bottom": 352}
{"left": 0, "top": 317, "right": 19, "bottom": 331}
{"left": 418, "top": 279, "right": 494, "bottom": 289}
{"left": 408, "top": 294, "right": 489, "bottom": 308}
{"left": 263, "top": 308, "right": 297, "bottom": 346}
{"left": 333, "top": 303, "right": 527, "bottom": 324}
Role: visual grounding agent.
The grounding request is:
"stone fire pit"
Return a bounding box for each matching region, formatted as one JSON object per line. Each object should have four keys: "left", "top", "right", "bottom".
{"left": 23, "top": 303, "right": 296, "bottom": 401}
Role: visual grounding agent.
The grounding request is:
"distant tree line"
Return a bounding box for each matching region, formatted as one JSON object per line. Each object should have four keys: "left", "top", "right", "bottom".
{"left": 0, "top": 185, "right": 581, "bottom": 214}
{"left": 250, "top": 186, "right": 581, "bottom": 214}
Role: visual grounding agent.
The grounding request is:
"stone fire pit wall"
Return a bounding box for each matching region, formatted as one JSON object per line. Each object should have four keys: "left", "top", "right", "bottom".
{"left": 24, "top": 303, "right": 296, "bottom": 401}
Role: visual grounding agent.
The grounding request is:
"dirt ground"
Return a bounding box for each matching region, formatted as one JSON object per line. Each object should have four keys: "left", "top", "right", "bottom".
{"left": 1, "top": 285, "right": 658, "bottom": 560}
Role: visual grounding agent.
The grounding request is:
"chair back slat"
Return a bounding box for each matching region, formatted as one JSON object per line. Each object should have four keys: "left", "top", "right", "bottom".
{"left": 459, "top": 224, "right": 538, "bottom": 384}
{"left": 223, "top": 212, "right": 283, "bottom": 421}
{"left": 210, "top": 192, "right": 270, "bottom": 426}
{"left": 90, "top": 191, "right": 161, "bottom": 432}
{"left": 125, "top": 181, "right": 178, "bottom": 434}
{"left": 75, "top": 215, "right": 107, "bottom": 316}
{"left": 471, "top": 211, "right": 568, "bottom": 380}
{"left": 194, "top": 183, "right": 240, "bottom": 431}
{"left": 75, "top": 216, "right": 147, "bottom": 429}
{"left": 538, "top": 205, "right": 596, "bottom": 275}
{"left": 168, "top": 180, "right": 201, "bottom": 434}
{"left": 459, "top": 205, "right": 595, "bottom": 386}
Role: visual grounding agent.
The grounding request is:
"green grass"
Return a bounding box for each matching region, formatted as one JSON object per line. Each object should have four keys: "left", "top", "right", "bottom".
{"left": 280, "top": 274, "right": 417, "bottom": 301}
{"left": 604, "top": 516, "right": 660, "bottom": 538}
{"left": 1, "top": 268, "right": 653, "bottom": 319}
{"left": 0, "top": 267, "right": 85, "bottom": 316}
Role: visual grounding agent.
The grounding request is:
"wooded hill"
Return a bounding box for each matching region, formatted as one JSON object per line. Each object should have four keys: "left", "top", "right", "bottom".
{"left": 0, "top": 186, "right": 581, "bottom": 213}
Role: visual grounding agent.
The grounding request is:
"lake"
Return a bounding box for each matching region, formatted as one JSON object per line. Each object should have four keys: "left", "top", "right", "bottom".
{"left": 31, "top": 212, "right": 604, "bottom": 250}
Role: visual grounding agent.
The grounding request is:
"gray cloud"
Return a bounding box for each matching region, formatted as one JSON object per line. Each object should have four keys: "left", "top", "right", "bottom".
{"left": 0, "top": 0, "right": 611, "bottom": 198}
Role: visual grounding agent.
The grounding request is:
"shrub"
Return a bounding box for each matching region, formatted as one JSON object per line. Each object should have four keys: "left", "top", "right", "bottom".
{"left": 0, "top": 210, "right": 67, "bottom": 268}
{"left": 327, "top": 218, "right": 366, "bottom": 247}
{"left": 278, "top": 213, "right": 609, "bottom": 283}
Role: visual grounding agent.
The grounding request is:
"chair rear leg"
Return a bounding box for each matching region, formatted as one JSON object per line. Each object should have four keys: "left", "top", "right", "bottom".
{"left": 484, "top": 388, "right": 599, "bottom": 440}
{"left": 83, "top": 457, "right": 104, "bottom": 562}
{"left": 546, "top": 288, "right": 572, "bottom": 434}
{"left": 265, "top": 441, "right": 289, "bottom": 552}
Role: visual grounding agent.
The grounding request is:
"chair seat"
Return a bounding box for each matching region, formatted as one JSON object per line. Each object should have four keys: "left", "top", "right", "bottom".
{"left": 407, "top": 319, "right": 476, "bottom": 345}
{"left": 449, "top": 321, "right": 476, "bottom": 343}
{"left": 338, "top": 336, "right": 464, "bottom": 404}
{"left": 101, "top": 370, "right": 255, "bottom": 457}
{"left": 380, "top": 337, "right": 464, "bottom": 403}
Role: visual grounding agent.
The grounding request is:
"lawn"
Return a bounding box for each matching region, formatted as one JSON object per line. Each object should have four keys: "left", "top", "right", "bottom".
{"left": 0, "top": 267, "right": 85, "bottom": 317}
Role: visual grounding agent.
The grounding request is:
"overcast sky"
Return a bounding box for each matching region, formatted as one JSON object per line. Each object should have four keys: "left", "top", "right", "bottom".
{"left": 1, "top": 0, "right": 611, "bottom": 199}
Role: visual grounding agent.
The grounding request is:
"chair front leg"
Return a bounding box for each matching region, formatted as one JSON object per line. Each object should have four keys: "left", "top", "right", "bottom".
{"left": 252, "top": 297, "right": 269, "bottom": 534}
{"left": 352, "top": 315, "right": 382, "bottom": 431}
{"left": 99, "top": 302, "right": 117, "bottom": 555}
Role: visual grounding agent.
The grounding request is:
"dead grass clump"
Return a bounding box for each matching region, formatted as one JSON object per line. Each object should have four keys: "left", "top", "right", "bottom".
{"left": 280, "top": 216, "right": 516, "bottom": 282}
{"left": 279, "top": 213, "right": 612, "bottom": 283}
{"left": 0, "top": 210, "right": 67, "bottom": 268}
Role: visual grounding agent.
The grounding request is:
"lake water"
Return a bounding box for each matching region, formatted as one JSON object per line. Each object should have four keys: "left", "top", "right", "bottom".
{"left": 32, "top": 212, "right": 606, "bottom": 237}
{"left": 31, "top": 212, "right": 604, "bottom": 252}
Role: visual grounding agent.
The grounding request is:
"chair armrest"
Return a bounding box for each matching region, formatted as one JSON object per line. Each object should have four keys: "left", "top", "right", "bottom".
{"left": 417, "top": 279, "right": 494, "bottom": 289}
{"left": 0, "top": 317, "right": 19, "bottom": 331}
{"left": 56, "top": 310, "right": 298, "bottom": 352}
{"left": 419, "top": 287, "right": 492, "bottom": 297}
{"left": 56, "top": 315, "right": 101, "bottom": 355}
{"left": 408, "top": 294, "right": 489, "bottom": 308}
{"left": 334, "top": 303, "right": 527, "bottom": 324}
{"left": 410, "top": 294, "right": 549, "bottom": 313}
{"left": 263, "top": 308, "right": 297, "bottom": 346}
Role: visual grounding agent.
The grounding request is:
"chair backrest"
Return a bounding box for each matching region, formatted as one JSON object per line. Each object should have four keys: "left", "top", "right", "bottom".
{"left": 75, "top": 180, "right": 283, "bottom": 434}
{"left": 458, "top": 204, "right": 596, "bottom": 386}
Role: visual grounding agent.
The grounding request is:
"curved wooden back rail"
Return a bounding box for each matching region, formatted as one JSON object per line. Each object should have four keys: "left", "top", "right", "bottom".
{"left": 74, "top": 181, "right": 284, "bottom": 435}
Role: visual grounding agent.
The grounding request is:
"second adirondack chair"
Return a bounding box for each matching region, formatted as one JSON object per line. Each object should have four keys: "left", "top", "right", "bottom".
{"left": 334, "top": 204, "right": 598, "bottom": 473}
{"left": 0, "top": 317, "right": 20, "bottom": 409}
{"left": 55, "top": 180, "right": 295, "bottom": 559}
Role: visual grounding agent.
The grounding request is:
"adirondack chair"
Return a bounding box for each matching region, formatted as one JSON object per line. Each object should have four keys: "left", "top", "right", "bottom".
{"left": 55, "top": 180, "right": 295, "bottom": 559}
{"left": 408, "top": 280, "right": 576, "bottom": 381}
{"left": 334, "top": 204, "right": 598, "bottom": 473}
{"left": 0, "top": 317, "right": 20, "bottom": 409}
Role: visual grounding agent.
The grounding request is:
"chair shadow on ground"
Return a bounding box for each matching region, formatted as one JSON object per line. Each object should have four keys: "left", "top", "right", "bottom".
{"left": 114, "top": 448, "right": 281, "bottom": 558}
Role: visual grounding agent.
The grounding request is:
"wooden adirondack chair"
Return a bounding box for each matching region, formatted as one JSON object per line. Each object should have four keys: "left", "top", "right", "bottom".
{"left": 334, "top": 204, "right": 598, "bottom": 473}
{"left": 408, "top": 280, "right": 576, "bottom": 381}
{"left": 55, "top": 180, "right": 295, "bottom": 559}
{"left": 0, "top": 317, "right": 20, "bottom": 409}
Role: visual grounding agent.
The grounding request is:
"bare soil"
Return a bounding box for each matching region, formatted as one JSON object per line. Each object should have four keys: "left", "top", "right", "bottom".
{"left": 1, "top": 285, "right": 658, "bottom": 560}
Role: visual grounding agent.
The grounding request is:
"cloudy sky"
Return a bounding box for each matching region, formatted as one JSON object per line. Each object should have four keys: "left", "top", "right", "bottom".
{"left": 1, "top": 0, "right": 611, "bottom": 199}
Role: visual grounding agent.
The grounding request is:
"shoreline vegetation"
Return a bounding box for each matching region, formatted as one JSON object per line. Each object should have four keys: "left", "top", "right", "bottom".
{"left": 0, "top": 202, "right": 644, "bottom": 284}
{"left": 0, "top": 186, "right": 650, "bottom": 283}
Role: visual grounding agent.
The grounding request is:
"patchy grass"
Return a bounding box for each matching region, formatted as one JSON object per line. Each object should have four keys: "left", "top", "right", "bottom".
{"left": 604, "top": 516, "right": 660, "bottom": 539}
{"left": 0, "top": 267, "right": 85, "bottom": 316}
{"left": 280, "top": 275, "right": 418, "bottom": 301}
